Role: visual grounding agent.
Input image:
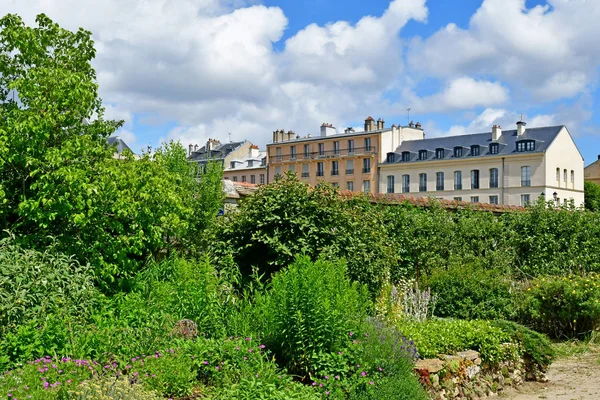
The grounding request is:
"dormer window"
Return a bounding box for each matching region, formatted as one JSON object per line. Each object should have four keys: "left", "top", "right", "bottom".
{"left": 418, "top": 150, "right": 428, "bottom": 160}
{"left": 516, "top": 140, "right": 535, "bottom": 152}
{"left": 436, "top": 148, "right": 445, "bottom": 159}
{"left": 402, "top": 151, "right": 411, "bottom": 162}
{"left": 453, "top": 147, "right": 463, "bottom": 157}
{"left": 470, "top": 145, "right": 480, "bottom": 156}
{"left": 248, "top": 160, "right": 254, "bottom": 167}
{"left": 386, "top": 152, "right": 396, "bottom": 163}
{"left": 489, "top": 143, "right": 499, "bottom": 155}
{"left": 230, "top": 161, "right": 236, "bottom": 169}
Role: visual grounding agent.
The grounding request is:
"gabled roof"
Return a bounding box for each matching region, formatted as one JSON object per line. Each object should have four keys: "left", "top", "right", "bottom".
{"left": 188, "top": 141, "right": 246, "bottom": 162}
{"left": 107, "top": 136, "right": 133, "bottom": 154}
{"left": 384, "top": 126, "right": 564, "bottom": 164}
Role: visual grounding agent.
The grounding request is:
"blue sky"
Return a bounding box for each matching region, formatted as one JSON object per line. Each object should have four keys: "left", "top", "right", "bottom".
{"left": 5, "top": 0, "right": 599, "bottom": 165}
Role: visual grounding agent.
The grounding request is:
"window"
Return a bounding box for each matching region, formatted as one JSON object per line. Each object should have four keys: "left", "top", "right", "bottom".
{"left": 490, "top": 168, "right": 499, "bottom": 188}
{"left": 250, "top": 175, "right": 256, "bottom": 184}
{"left": 454, "top": 197, "right": 462, "bottom": 201}
{"left": 471, "top": 145, "right": 480, "bottom": 156}
{"left": 333, "top": 141, "right": 339, "bottom": 155}
{"left": 318, "top": 143, "right": 325, "bottom": 156}
{"left": 564, "top": 169, "right": 567, "bottom": 187}
{"left": 471, "top": 169, "right": 480, "bottom": 189}
{"left": 454, "top": 171, "right": 462, "bottom": 190}
{"left": 346, "top": 159, "right": 354, "bottom": 175}
{"left": 232, "top": 176, "right": 238, "bottom": 182}
{"left": 289, "top": 164, "right": 296, "bottom": 173}
{"left": 364, "top": 137, "right": 371, "bottom": 150}
{"left": 571, "top": 170, "right": 575, "bottom": 188}
{"left": 454, "top": 147, "right": 463, "bottom": 157}
{"left": 489, "top": 195, "right": 499, "bottom": 205}
{"left": 418, "top": 150, "right": 428, "bottom": 160}
{"left": 521, "top": 166, "right": 531, "bottom": 187}
{"left": 276, "top": 147, "right": 282, "bottom": 161}
{"left": 304, "top": 144, "right": 310, "bottom": 158}
{"left": 436, "top": 172, "right": 444, "bottom": 191}
{"left": 331, "top": 161, "right": 339, "bottom": 176}
{"left": 521, "top": 194, "right": 531, "bottom": 206}
{"left": 419, "top": 173, "right": 427, "bottom": 192}
{"left": 260, "top": 174, "right": 265, "bottom": 184}
{"left": 387, "top": 175, "right": 395, "bottom": 194}
{"left": 363, "top": 180, "right": 371, "bottom": 193}
{"left": 471, "top": 196, "right": 479, "bottom": 203}
{"left": 348, "top": 140, "right": 355, "bottom": 154}
{"left": 517, "top": 140, "right": 535, "bottom": 152}
{"left": 402, "top": 151, "right": 411, "bottom": 162}
{"left": 332, "top": 182, "right": 339, "bottom": 188}
{"left": 230, "top": 161, "right": 236, "bottom": 169}
{"left": 436, "top": 148, "right": 445, "bottom": 159}
{"left": 489, "top": 143, "right": 499, "bottom": 155}
{"left": 362, "top": 158, "right": 371, "bottom": 173}
{"left": 386, "top": 152, "right": 396, "bottom": 163}
{"left": 347, "top": 181, "right": 354, "bottom": 191}
{"left": 317, "top": 162, "right": 324, "bottom": 176}
{"left": 290, "top": 146, "right": 296, "bottom": 160}
{"left": 402, "top": 175, "right": 410, "bottom": 193}
{"left": 241, "top": 176, "right": 246, "bottom": 183}
{"left": 301, "top": 163, "right": 309, "bottom": 178}
{"left": 556, "top": 168, "right": 560, "bottom": 182}
{"left": 248, "top": 160, "right": 254, "bottom": 167}
{"left": 274, "top": 166, "right": 281, "bottom": 176}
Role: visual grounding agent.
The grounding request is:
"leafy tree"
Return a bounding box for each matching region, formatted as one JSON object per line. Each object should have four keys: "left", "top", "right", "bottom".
{"left": 585, "top": 181, "right": 600, "bottom": 212}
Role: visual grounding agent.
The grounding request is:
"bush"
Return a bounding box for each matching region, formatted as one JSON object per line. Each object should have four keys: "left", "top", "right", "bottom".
{"left": 257, "top": 256, "right": 370, "bottom": 376}
{"left": 72, "top": 378, "right": 161, "bottom": 400}
{"left": 518, "top": 274, "right": 600, "bottom": 338}
{"left": 424, "top": 259, "right": 516, "bottom": 320}
{"left": 348, "top": 373, "right": 429, "bottom": 400}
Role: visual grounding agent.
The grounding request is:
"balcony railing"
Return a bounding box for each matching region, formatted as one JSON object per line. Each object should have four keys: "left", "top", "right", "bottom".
{"left": 362, "top": 167, "right": 371, "bottom": 173}
{"left": 345, "top": 169, "right": 354, "bottom": 175}
{"left": 317, "top": 171, "right": 324, "bottom": 177}
{"left": 301, "top": 172, "right": 309, "bottom": 178}
{"left": 269, "top": 146, "right": 377, "bottom": 163}
{"left": 331, "top": 170, "right": 339, "bottom": 176}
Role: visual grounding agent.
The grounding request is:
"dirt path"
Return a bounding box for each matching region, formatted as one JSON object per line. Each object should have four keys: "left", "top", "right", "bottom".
{"left": 501, "top": 351, "right": 600, "bottom": 400}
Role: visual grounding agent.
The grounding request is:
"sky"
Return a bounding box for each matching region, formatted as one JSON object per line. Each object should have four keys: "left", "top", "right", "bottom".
{"left": 2, "top": 0, "right": 599, "bottom": 165}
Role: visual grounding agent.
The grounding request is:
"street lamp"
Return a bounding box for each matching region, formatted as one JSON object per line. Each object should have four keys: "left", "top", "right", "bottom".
{"left": 553, "top": 192, "right": 558, "bottom": 202}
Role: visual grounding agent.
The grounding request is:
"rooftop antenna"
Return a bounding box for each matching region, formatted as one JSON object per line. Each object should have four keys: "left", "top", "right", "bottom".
{"left": 520, "top": 113, "right": 523, "bottom": 122}
{"left": 406, "top": 107, "right": 411, "bottom": 125}
{"left": 228, "top": 132, "right": 232, "bottom": 143}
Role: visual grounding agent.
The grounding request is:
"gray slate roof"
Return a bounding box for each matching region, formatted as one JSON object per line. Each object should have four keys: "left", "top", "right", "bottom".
{"left": 107, "top": 136, "right": 133, "bottom": 154}
{"left": 188, "top": 141, "right": 245, "bottom": 163}
{"left": 384, "top": 125, "right": 564, "bottom": 164}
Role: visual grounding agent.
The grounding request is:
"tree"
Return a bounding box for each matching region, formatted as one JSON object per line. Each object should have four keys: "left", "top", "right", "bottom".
{"left": 585, "top": 181, "right": 600, "bottom": 212}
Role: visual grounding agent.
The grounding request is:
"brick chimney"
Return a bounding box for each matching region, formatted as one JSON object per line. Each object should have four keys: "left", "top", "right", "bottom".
{"left": 376, "top": 118, "right": 385, "bottom": 130}
{"left": 364, "top": 116, "right": 376, "bottom": 132}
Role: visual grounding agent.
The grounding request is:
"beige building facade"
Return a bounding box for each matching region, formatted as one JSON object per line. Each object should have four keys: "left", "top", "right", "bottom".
{"left": 223, "top": 144, "right": 267, "bottom": 185}
{"left": 379, "top": 123, "right": 585, "bottom": 207}
{"left": 585, "top": 155, "right": 600, "bottom": 185}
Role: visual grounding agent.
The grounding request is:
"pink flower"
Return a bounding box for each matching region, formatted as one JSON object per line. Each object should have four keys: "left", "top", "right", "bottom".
{"left": 369, "top": 381, "right": 374, "bottom": 385}
{"left": 349, "top": 332, "right": 353, "bottom": 337}
{"left": 361, "top": 371, "right": 366, "bottom": 377}
{"left": 312, "top": 382, "right": 317, "bottom": 386}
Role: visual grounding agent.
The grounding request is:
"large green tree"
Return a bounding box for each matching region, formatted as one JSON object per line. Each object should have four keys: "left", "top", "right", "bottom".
{"left": 585, "top": 181, "right": 600, "bottom": 212}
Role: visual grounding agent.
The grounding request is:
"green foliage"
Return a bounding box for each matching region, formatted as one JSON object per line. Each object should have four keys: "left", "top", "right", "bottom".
{"left": 518, "top": 274, "right": 600, "bottom": 339}
{"left": 71, "top": 378, "right": 161, "bottom": 400}
{"left": 491, "top": 320, "right": 554, "bottom": 372}
{"left": 584, "top": 181, "right": 600, "bottom": 212}
{"left": 424, "top": 259, "right": 516, "bottom": 320}
{"left": 348, "top": 373, "right": 429, "bottom": 400}
{"left": 213, "top": 173, "right": 396, "bottom": 294}
{"left": 257, "top": 256, "right": 370, "bottom": 376}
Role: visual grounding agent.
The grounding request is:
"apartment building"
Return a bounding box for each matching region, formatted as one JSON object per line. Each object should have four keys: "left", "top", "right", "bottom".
{"left": 188, "top": 139, "right": 266, "bottom": 184}
{"left": 379, "top": 123, "right": 585, "bottom": 207}
{"left": 584, "top": 155, "right": 600, "bottom": 185}
{"left": 266, "top": 117, "right": 424, "bottom": 193}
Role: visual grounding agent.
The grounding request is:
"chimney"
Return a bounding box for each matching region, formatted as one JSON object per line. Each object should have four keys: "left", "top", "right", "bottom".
{"left": 377, "top": 118, "right": 385, "bottom": 130}
{"left": 344, "top": 127, "right": 355, "bottom": 134}
{"left": 320, "top": 123, "right": 336, "bottom": 137}
{"left": 249, "top": 144, "right": 260, "bottom": 158}
{"left": 188, "top": 144, "right": 193, "bottom": 155}
{"left": 492, "top": 124, "right": 502, "bottom": 141}
{"left": 194, "top": 144, "right": 198, "bottom": 151}
{"left": 415, "top": 122, "right": 422, "bottom": 129}
{"left": 272, "top": 130, "right": 278, "bottom": 143}
{"left": 287, "top": 130, "right": 295, "bottom": 141}
{"left": 408, "top": 121, "right": 415, "bottom": 128}
{"left": 517, "top": 121, "right": 526, "bottom": 136}
{"left": 364, "top": 116, "right": 376, "bottom": 132}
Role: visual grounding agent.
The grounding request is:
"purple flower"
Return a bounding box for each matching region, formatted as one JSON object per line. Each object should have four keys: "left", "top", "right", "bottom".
{"left": 349, "top": 332, "right": 353, "bottom": 337}
{"left": 369, "top": 381, "right": 374, "bottom": 385}
{"left": 335, "top": 375, "right": 339, "bottom": 380}
{"left": 325, "top": 376, "right": 329, "bottom": 379}
{"left": 361, "top": 371, "right": 366, "bottom": 377}
{"left": 312, "top": 382, "right": 317, "bottom": 386}
{"left": 203, "top": 361, "right": 209, "bottom": 365}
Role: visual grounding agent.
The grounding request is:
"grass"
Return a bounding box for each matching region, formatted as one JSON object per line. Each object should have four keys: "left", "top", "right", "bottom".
{"left": 552, "top": 331, "right": 600, "bottom": 359}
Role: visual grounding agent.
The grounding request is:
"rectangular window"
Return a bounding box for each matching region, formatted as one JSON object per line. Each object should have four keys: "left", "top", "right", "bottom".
{"left": 418, "top": 150, "right": 428, "bottom": 160}
{"left": 489, "top": 195, "right": 499, "bottom": 205}
{"left": 386, "top": 153, "right": 396, "bottom": 163}
{"left": 489, "top": 143, "right": 499, "bottom": 155}
{"left": 290, "top": 146, "right": 296, "bottom": 160}
{"left": 260, "top": 174, "right": 265, "bottom": 184}
{"left": 304, "top": 144, "right": 310, "bottom": 158}
{"left": 454, "top": 197, "right": 462, "bottom": 201}
{"left": 250, "top": 175, "right": 256, "bottom": 184}
{"left": 346, "top": 159, "right": 354, "bottom": 175}
{"left": 362, "top": 158, "right": 371, "bottom": 173}
{"left": 276, "top": 147, "right": 282, "bottom": 161}
{"left": 387, "top": 175, "right": 395, "bottom": 194}
{"left": 471, "top": 169, "right": 480, "bottom": 189}
{"left": 564, "top": 169, "right": 567, "bottom": 187}
{"left": 402, "top": 175, "right": 410, "bottom": 193}
{"left": 419, "top": 173, "right": 427, "bottom": 192}
{"left": 230, "top": 161, "right": 236, "bottom": 169}
{"left": 347, "top": 181, "right": 354, "bottom": 191}
{"left": 348, "top": 140, "right": 355, "bottom": 154}
{"left": 556, "top": 168, "right": 560, "bottom": 182}
{"left": 317, "top": 162, "right": 324, "bottom": 176}
{"left": 232, "top": 176, "right": 238, "bottom": 182}
{"left": 402, "top": 152, "right": 410, "bottom": 162}
{"left": 436, "top": 172, "right": 444, "bottom": 191}
{"left": 471, "top": 196, "right": 479, "bottom": 203}
{"left": 490, "top": 168, "right": 499, "bottom": 188}
{"left": 454, "top": 147, "right": 463, "bottom": 157}
{"left": 454, "top": 171, "right": 462, "bottom": 190}
{"left": 331, "top": 161, "right": 339, "bottom": 176}
{"left": 436, "top": 148, "right": 444, "bottom": 159}
{"left": 571, "top": 170, "right": 575, "bottom": 188}
{"left": 471, "top": 146, "right": 480, "bottom": 156}
{"left": 521, "top": 194, "right": 531, "bottom": 206}
{"left": 363, "top": 180, "right": 371, "bottom": 193}
{"left": 521, "top": 166, "right": 531, "bottom": 187}
{"left": 274, "top": 166, "right": 281, "bottom": 176}
{"left": 301, "top": 163, "right": 309, "bottom": 178}
{"left": 318, "top": 143, "right": 325, "bottom": 156}
{"left": 289, "top": 164, "right": 296, "bottom": 173}
{"left": 333, "top": 141, "right": 340, "bottom": 155}
{"left": 364, "top": 137, "right": 371, "bottom": 150}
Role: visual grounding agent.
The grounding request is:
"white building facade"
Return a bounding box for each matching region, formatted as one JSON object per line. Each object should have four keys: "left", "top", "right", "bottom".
{"left": 379, "top": 123, "right": 584, "bottom": 207}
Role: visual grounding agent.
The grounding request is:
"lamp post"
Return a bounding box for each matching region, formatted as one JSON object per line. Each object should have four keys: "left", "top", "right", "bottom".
{"left": 553, "top": 192, "right": 558, "bottom": 203}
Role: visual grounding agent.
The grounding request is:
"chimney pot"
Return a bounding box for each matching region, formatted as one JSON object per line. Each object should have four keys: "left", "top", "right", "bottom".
{"left": 517, "top": 121, "right": 527, "bottom": 136}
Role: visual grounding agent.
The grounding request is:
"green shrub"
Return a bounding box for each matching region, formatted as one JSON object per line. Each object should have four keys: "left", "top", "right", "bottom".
{"left": 71, "top": 378, "right": 161, "bottom": 400}
{"left": 348, "top": 373, "right": 429, "bottom": 400}
{"left": 130, "top": 349, "right": 196, "bottom": 398}
{"left": 424, "top": 259, "right": 516, "bottom": 320}
{"left": 491, "top": 320, "right": 554, "bottom": 372}
{"left": 216, "top": 378, "right": 322, "bottom": 400}
{"left": 518, "top": 274, "right": 600, "bottom": 338}
{"left": 257, "top": 256, "right": 370, "bottom": 376}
